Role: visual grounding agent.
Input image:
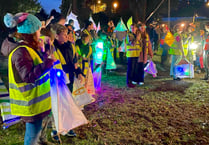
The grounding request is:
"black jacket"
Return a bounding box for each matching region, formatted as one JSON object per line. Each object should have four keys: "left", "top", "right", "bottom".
{"left": 54, "top": 40, "right": 82, "bottom": 80}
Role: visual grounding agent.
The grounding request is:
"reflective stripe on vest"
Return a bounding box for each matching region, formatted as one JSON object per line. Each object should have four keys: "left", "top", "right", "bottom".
{"left": 8, "top": 45, "right": 51, "bottom": 116}
{"left": 56, "top": 49, "right": 70, "bottom": 79}
{"left": 83, "top": 29, "right": 93, "bottom": 40}
{"left": 53, "top": 48, "right": 64, "bottom": 70}
{"left": 76, "top": 43, "right": 92, "bottom": 75}
{"left": 126, "top": 44, "right": 141, "bottom": 57}
{"left": 81, "top": 60, "right": 89, "bottom": 76}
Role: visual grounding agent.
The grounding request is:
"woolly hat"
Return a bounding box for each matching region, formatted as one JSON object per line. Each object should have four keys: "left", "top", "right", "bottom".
{"left": 17, "top": 14, "right": 41, "bottom": 34}
{"left": 4, "top": 13, "right": 41, "bottom": 34}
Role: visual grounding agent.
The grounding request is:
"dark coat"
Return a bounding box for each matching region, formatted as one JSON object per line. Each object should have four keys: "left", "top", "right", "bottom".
{"left": 9, "top": 43, "right": 54, "bottom": 122}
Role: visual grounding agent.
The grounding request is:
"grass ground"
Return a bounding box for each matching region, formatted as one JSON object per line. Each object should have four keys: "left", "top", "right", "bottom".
{"left": 0, "top": 55, "right": 209, "bottom": 145}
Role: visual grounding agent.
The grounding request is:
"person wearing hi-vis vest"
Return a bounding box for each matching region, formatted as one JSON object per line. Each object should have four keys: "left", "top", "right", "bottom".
{"left": 5, "top": 13, "right": 55, "bottom": 145}
{"left": 52, "top": 24, "right": 83, "bottom": 142}
{"left": 137, "top": 23, "right": 153, "bottom": 85}
{"left": 126, "top": 23, "right": 140, "bottom": 88}
{"left": 82, "top": 20, "right": 94, "bottom": 45}
{"left": 53, "top": 24, "right": 83, "bottom": 92}
{"left": 75, "top": 33, "right": 92, "bottom": 77}
{"left": 169, "top": 25, "right": 185, "bottom": 80}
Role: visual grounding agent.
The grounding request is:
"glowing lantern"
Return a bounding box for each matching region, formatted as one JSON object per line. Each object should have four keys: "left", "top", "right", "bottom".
{"left": 106, "top": 48, "right": 116, "bottom": 70}
{"left": 94, "top": 41, "right": 104, "bottom": 64}
{"left": 174, "top": 58, "right": 194, "bottom": 78}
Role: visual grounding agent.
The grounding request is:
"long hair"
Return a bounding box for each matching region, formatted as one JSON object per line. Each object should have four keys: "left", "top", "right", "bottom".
{"left": 20, "top": 33, "right": 39, "bottom": 50}
{"left": 138, "top": 23, "right": 148, "bottom": 39}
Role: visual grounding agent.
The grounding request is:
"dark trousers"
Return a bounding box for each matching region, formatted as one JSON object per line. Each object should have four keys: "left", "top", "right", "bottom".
{"left": 119, "top": 52, "right": 124, "bottom": 64}
{"left": 67, "top": 72, "right": 75, "bottom": 92}
{"left": 127, "top": 57, "right": 138, "bottom": 84}
{"left": 135, "top": 62, "right": 144, "bottom": 83}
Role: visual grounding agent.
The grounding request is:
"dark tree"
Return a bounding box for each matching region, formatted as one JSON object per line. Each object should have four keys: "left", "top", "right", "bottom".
{"left": 0, "top": 0, "right": 41, "bottom": 44}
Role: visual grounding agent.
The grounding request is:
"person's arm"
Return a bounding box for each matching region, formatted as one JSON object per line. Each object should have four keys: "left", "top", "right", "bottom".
{"left": 12, "top": 47, "right": 54, "bottom": 83}
{"left": 45, "top": 16, "right": 54, "bottom": 27}
{"left": 87, "top": 45, "right": 92, "bottom": 59}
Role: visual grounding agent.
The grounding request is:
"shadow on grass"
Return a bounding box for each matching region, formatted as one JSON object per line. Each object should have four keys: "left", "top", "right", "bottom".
{"left": 151, "top": 80, "right": 193, "bottom": 93}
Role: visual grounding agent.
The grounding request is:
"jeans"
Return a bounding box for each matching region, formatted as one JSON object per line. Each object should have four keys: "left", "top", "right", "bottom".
{"left": 24, "top": 119, "right": 43, "bottom": 145}
{"left": 170, "top": 55, "right": 181, "bottom": 79}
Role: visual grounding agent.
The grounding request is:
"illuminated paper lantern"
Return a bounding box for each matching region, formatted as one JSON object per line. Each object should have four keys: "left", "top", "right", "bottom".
{"left": 118, "top": 39, "right": 126, "bottom": 52}
{"left": 0, "top": 79, "right": 20, "bottom": 129}
{"left": 93, "top": 65, "right": 102, "bottom": 91}
{"left": 0, "top": 102, "right": 21, "bottom": 129}
{"left": 89, "top": 15, "right": 97, "bottom": 30}
{"left": 164, "top": 31, "right": 175, "bottom": 47}
{"left": 66, "top": 12, "right": 80, "bottom": 31}
{"left": 174, "top": 58, "right": 194, "bottom": 78}
{"left": 114, "top": 18, "right": 127, "bottom": 32}
{"left": 106, "top": 48, "right": 116, "bottom": 70}
{"left": 94, "top": 41, "right": 104, "bottom": 64}
{"left": 50, "top": 68, "right": 88, "bottom": 135}
{"left": 174, "top": 64, "right": 194, "bottom": 78}
{"left": 127, "top": 16, "right": 133, "bottom": 31}
{"left": 96, "top": 22, "right": 101, "bottom": 33}
{"left": 144, "top": 60, "right": 157, "bottom": 77}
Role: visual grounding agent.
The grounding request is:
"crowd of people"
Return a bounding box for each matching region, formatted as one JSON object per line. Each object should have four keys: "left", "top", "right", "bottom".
{"left": 154, "top": 21, "right": 209, "bottom": 81}
{"left": 0, "top": 10, "right": 209, "bottom": 145}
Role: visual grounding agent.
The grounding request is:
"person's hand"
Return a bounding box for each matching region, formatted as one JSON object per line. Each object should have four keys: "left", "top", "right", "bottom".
{"left": 49, "top": 16, "right": 54, "bottom": 20}
{"left": 38, "top": 38, "right": 45, "bottom": 52}
{"left": 78, "top": 74, "right": 84, "bottom": 84}
{"left": 83, "top": 57, "right": 87, "bottom": 60}
{"left": 48, "top": 54, "right": 57, "bottom": 62}
{"left": 74, "top": 63, "right": 78, "bottom": 69}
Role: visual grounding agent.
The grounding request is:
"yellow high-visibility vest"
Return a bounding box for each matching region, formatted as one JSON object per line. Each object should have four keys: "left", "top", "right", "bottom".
{"left": 126, "top": 42, "right": 142, "bottom": 57}
{"left": 182, "top": 34, "right": 189, "bottom": 56}
{"left": 56, "top": 43, "right": 77, "bottom": 79}
{"left": 8, "top": 45, "right": 51, "bottom": 116}
{"left": 169, "top": 33, "right": 183, "bottom": 55}
{"left": 83, "top": 29, "right": 93, "bottom": 41}
{"left": 76, "top": 43, "right": 92, "bottom": 76}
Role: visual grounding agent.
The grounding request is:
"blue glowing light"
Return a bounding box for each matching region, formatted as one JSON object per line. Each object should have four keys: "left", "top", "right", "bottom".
{"left": 177, "top": 67, "right": 184, "bottom": 73}
{"left": 57, "top": 71, "right": 61, "bottom": 77}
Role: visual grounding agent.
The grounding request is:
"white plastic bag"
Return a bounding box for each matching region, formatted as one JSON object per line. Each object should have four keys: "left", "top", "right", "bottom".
{"left": 73, "top": 78, "right": 95, "bottom": 108}
{"left": 50, "top": 68, "right": 88, "bottom": 135}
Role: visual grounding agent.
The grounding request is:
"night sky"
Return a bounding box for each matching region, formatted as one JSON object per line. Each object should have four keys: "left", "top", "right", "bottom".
{"left": 38, "top": 0, "right": 62, "bottom": 14}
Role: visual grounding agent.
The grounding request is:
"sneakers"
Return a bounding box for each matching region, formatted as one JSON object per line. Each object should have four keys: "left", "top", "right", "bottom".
{"left": 138, "top": 82, "right": 144, "bottom": 86}
{"left": 173, "top": 77, "right": 181, "bottom": 81}
{"left": 127, "top": 83, "right": 135, "bottom": 88}
{"left": 51, "top": 130, "right": 61, "bottom": 144}
{"left": 201, "top": 76, "right": 208, "bottom": 80}
{"left": 132, "top": 81, "right": 137, "bottom": 85}
{"left": 66, "top": 130, "right": 77, "bottom": 137}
